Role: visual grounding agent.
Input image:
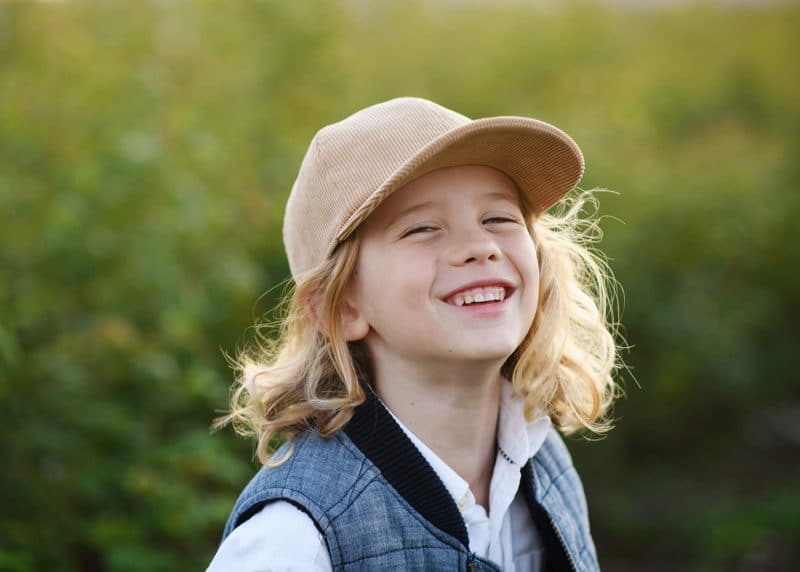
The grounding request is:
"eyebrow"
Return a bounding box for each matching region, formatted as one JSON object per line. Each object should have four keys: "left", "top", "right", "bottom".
{"left": 382, "top": 190, "right": 521, "bottom": 231}
{"left": 383, "top": 200, "right": 436, "bottom": 231}
{"left": 484, "top": 191, "right": 521, "bottom": 206}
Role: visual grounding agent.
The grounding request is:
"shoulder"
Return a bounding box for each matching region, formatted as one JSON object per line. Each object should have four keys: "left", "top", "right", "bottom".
{"left": 223, "top": 430, "right": 378, "bottom": 539}
{"left": 242, "top": 429, "right": 374, "bottom": 503}
{"left": 530, "top": 427, "right": 594, "bottom": 523}
{"left": 530, "top": 426, "right": 590, "bottom": 512}
{"left": 208, "top": 501, "right": 332, "bottom": 571}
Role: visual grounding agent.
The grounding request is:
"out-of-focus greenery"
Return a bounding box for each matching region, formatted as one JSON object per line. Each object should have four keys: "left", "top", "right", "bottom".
{"left": 1, "top": 1, "right": 798, "bottom": 570}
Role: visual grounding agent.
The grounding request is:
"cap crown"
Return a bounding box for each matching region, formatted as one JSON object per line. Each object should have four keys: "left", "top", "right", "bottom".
{"left": 283, "top": 98, "right": 471, "bottom": 280}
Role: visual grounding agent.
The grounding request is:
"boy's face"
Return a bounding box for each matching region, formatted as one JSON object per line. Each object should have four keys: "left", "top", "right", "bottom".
{"left": 343, "top": 165, "right": 540, "bottom": 373}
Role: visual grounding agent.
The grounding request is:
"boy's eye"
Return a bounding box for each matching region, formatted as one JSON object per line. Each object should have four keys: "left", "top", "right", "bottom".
{"left": 483, "top": 216, "right": 516, "bottom": 225}
{"left": 402, "top": 225, "right": 437, "bottom": 237}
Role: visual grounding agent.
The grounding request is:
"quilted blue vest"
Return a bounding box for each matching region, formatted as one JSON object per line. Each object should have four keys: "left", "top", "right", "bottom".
{"left": 221, "top": 389, "right": 600, "bottom": 571}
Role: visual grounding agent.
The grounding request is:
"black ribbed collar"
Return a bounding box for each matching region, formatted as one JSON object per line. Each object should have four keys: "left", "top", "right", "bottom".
{"left": 342, "top": 387, "right": 470, "bottom": 548}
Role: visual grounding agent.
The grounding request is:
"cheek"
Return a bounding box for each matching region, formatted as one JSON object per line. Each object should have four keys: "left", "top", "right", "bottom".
{"left": 387, "top": 252, "right": 435, "bottom": 310}
{"left": 514, "top": 240, "right": 541, "bottom": 308}
{"left": 528, "top": 269, "right": 540, "bottom": 314}
{"left": 529, "top": 258, "right": 542, "bottom": 319}
{"left": 377, "top": 242, "right": 429, "bottom": 275}
{"left": 355, "top": 247, "right": 432, "bottom": 316}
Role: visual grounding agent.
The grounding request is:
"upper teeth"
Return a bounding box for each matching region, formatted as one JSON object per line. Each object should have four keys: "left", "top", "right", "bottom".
{"left": 450, "top": 286, "right": 507, "bottom": 306}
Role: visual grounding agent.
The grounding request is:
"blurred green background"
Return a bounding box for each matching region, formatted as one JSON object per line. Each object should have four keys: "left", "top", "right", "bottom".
{"left": 1, "top": 1, "right": 798, "bottom": 570}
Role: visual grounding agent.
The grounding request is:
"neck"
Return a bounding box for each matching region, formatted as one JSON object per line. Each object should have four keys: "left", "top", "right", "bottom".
{"left": 370, "top": 351, "right": 503, "bottom": 509}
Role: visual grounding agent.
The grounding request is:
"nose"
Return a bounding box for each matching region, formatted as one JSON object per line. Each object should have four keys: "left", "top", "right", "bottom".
{"left": 447, "top": 226, "right": 502, "bottom": 266}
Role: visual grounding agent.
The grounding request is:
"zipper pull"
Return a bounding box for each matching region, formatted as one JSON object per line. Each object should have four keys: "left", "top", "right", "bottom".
{"left": 467, "top": 562, "right": 478, "bottom": 572}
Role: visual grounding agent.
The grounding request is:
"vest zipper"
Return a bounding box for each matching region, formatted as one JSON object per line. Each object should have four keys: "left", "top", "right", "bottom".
{"left": 546, "top": 511, "right": 578, "bottom": 572}
{"left": 521, "top": 461, "right": 581, "bottom": 571}
{"left": 467, "top": 557, "right": 478, "bottom": 572}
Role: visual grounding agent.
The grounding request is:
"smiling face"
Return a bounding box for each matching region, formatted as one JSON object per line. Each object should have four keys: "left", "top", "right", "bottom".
{"left": 342, "top": 165, "right": 540, "bottom": 375}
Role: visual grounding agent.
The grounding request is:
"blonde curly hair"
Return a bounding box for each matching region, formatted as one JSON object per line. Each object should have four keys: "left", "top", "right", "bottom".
{"left": 215, "top": 189, "right": 625, "bottom": 465}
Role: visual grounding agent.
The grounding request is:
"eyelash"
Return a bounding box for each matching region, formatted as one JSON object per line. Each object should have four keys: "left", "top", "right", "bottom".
{"left": 402, "top": 217, "right": 518, "bottom": 237}
{"left": 402, "top": 226, "right": 437, "bottom": 237}
{"left": 483, "top": 216, "right": 516, "bottom": 225}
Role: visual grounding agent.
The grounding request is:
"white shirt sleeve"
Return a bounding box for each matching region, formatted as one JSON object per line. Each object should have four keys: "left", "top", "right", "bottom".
{"left": 206, "top": 500, "right": 333, "bottom": 572}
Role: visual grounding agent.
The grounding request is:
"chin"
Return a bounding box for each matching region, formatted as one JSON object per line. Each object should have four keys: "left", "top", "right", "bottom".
{"left": 449, "top": 343, "right": 519, "bottom": 364}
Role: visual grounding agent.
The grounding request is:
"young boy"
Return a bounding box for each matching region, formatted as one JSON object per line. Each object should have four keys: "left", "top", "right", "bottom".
{"left": 208, "top": 97, "right": 620, "bottom": 571}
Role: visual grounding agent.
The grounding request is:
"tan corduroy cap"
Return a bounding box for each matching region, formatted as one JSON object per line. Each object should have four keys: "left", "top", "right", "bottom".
{"left": 283, "top": 96, "right": 584, "bottom": 280}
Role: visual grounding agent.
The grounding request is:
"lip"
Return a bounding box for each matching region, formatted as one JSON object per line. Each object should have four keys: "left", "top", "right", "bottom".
{"left": 441, "top": 278, "right": 516, "bottom": 301}
{"left": 443, "top": 293, "right": 513, "bottom": 316}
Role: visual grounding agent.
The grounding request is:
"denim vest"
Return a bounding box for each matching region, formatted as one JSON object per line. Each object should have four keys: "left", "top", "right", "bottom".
{"left": 221, "top": 389, "right": 600, "bottom": 571}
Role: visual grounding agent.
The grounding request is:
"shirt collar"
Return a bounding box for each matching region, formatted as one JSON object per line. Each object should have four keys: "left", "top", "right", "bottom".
{"left": 497, "top": 379, "right": 551, "bottom": 466}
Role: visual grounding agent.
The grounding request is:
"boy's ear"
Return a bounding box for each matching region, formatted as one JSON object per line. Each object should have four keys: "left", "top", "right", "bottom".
{"left": 340, "top": 294, "right": 370, "bottom": 342}
{"left": 303, "top": 289, "right": 369, "bottom": 342}
{"left": 301, "top": 289, "right": 323, "bottom": 332}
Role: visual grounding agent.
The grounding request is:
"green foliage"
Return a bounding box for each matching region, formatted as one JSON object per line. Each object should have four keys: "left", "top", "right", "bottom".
{"left": 1, "top": 1, "right": 798, "bottom": 570}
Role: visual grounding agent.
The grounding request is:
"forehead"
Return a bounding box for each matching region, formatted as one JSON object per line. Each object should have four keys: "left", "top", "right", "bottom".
{"left": 364, "top": 165, "right": 522, "bottom": 227}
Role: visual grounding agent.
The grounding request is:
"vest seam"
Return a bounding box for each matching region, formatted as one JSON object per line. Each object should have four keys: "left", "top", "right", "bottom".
{"left": 338, "top": 544, "right": 467, "bottom": 566}
{"left": 579, "top": 545, "right": 592, "bottom": 564}
{"left": 326, "top": 466, "right": 378, "bottom": 520}
{"left": 227, "top": 435, "right": 306, "bottom": 533}
{"left": 325, "top": 438, "right": 377, "bottom": 518}
{"left": 538, "top": 466, "right": 577, "bottom": 502}
{"left": 327, "top": 498, "right": 344, "bottom": 568}
{"left": 541, "top": 450, "right": 569, "bottom": 487}
{"left": 358, "top": 475, "right": 466, "bottom": 548}
{"left": 554, "top": 466, "right": 586, "bottom": 525}
{"left": 241, "top": 487, "right": 332, "bottom": 529}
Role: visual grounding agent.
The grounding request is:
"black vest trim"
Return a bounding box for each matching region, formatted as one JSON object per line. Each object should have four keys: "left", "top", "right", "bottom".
{"left": 343, "top": 387, "right": 470, "bottom": 549}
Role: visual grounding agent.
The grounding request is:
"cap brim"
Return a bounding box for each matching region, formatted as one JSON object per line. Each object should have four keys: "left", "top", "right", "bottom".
{"left": 335, "top": 116, "right": 585, "bottom": 246}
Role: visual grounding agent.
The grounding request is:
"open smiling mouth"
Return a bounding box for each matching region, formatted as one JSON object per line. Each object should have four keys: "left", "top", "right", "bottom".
{"left": 444, "top": 286, "right": 512, "bottom": 307}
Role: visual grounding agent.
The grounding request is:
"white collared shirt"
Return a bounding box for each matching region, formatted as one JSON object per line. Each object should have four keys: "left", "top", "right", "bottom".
{"left": 207, "top": 382, "right": 552, "bottom": 571}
